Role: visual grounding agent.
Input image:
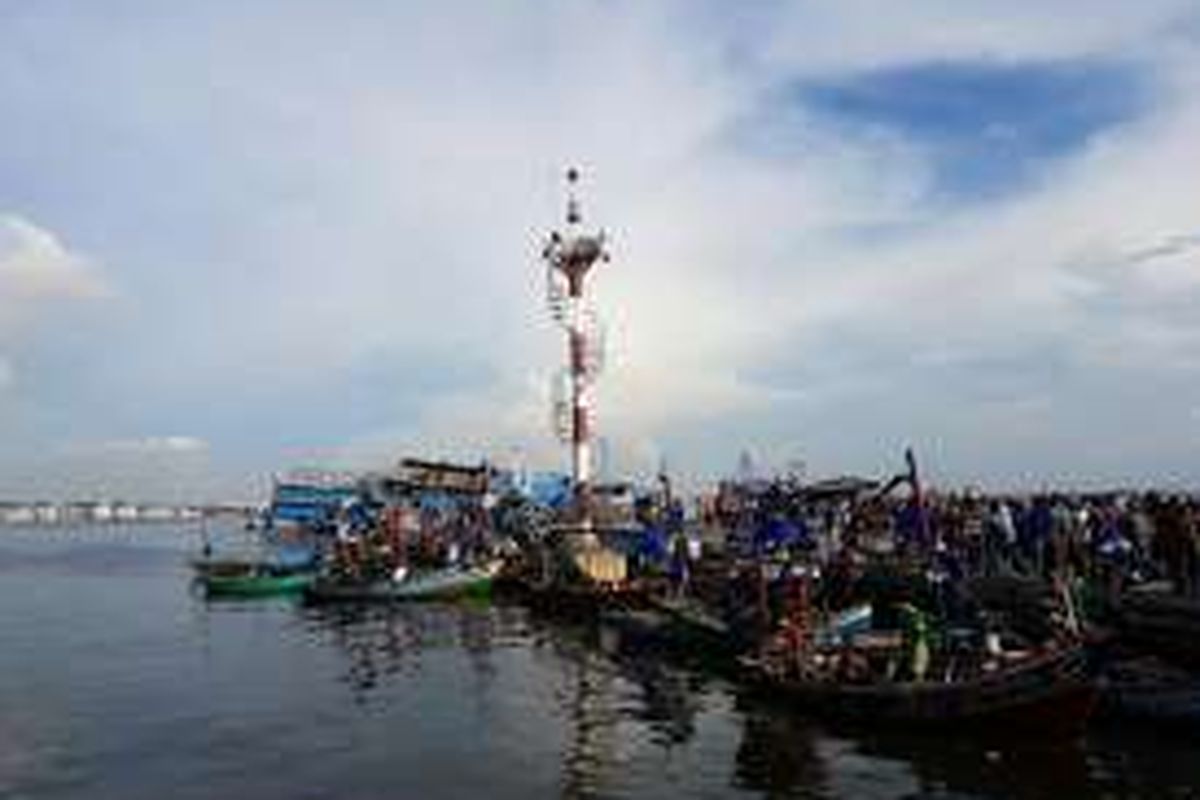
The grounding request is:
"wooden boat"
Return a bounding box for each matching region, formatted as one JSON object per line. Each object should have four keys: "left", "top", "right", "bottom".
{"left": 595, "top": 594, "right": 746, "bottom": 675}
{"left": 644, "top": 594, "right": 751, "bottom": 660}
{"left": 304, "top": 560, "right": 501, "bottom": 604}
{"left": 743, "top": 640, "right": 1096, "bottom": 733}
{"left": 201, "top": 567, "right": 315, "bottom": 598}
{"left": 505, "top": 536, "right": 652, "bottom": 621}
{"left": 648, "top": 595, "right": 730, "bottom": 638}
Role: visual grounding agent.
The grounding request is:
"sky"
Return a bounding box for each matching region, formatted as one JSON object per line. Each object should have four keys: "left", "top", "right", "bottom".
{"left": 2, "top": 0, "right": 1200, "bottom": 502}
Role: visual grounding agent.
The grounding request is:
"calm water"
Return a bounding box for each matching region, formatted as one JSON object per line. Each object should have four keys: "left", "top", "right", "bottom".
{"left": 1, "top": 524, "right": 1197, "bottom": 799}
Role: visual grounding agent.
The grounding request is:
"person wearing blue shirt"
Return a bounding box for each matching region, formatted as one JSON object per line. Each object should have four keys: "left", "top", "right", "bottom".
{"left": 756, "top": 514, "right": 803, "bottom": 555}
{"left": 894, "top": 502, "right": 925, "bottom": 551}
{"left": 635, "top": 524, "right": 669, "bottom": 573}
{"left": 1025, "top": 497, "right": 1054, "bottom": 577}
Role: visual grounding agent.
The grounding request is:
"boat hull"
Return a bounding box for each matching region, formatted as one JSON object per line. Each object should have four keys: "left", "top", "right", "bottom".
{"left": 203, "top": 572, "right": 315, "bottom": 598}
{"left": 746, "top": 643, "right": 1096, "bottom": 734}
{"left": 304, "top": 563, "right": 499, "bottom": 604}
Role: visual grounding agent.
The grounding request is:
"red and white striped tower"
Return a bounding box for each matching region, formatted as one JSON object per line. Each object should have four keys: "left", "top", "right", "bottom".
{"left": 543, "top": 168, "right": 609, "bottom": 528}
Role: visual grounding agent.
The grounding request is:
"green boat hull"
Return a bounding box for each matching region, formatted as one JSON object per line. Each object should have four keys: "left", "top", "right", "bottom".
{"left": 304, "top": 562, "right": 500, "bottom": 604}
{"left": 203, "top": 572, "right": 315, "bottom": 598}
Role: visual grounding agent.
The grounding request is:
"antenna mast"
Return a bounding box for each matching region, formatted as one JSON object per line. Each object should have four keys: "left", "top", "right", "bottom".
{"left": 542, "top": 168, "right": 609, "bottom": 528}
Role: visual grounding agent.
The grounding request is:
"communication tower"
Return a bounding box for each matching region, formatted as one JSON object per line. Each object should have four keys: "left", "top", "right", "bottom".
{"left": 542, "top": 168, "right": 609, "bottom": 527}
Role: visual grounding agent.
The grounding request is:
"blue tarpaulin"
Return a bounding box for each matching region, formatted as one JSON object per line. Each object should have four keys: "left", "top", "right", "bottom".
{"left": 755, "top": 517, "right": 808, "bottom": 551}
{"left": 270, "top": 543, "right": 318, "bottom": 569}
{"left": 269, "top": 482, "right": 362, "bottom": 528}
{"left": 522, "top": 473, "right": 572, "bottom": 509}
{"left": 635, "top": 525, "right": 670, "bottom": 564}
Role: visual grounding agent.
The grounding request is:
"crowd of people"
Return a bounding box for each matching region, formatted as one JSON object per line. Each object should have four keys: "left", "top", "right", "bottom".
{"left": 324, "top": 499, "right": 500, "bottom": 581}
{"left": 276, "top": 462, "right": 1200, "bottom": 619}
{"left": 693, "top": 477, "right": 1198, "bottom": 685}
{"left": 707, "top": 476, "right": 1200, "bottom": 602}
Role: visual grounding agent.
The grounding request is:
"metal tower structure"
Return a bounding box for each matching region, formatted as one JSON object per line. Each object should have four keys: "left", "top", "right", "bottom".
{"left": 542, "top": 168, "right": 609, "bottom": 527}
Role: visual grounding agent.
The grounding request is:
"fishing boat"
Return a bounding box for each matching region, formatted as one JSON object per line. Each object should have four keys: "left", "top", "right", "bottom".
{"left": 199, "top": 563, "right": 315, "bottom": 598}
{"left": 506, "top": 523, "right": 649, "bottom": 619}
{"left": 593, "top": 593, "right": 746, "bottom": 676}
{"left": 303, "top": 560, "right": 502, "bottom": 604}
{"left": 742, "top": 639, "right": 1096, "bottom": 733}
{"left": 192, "top": 537, "right": 320, "bottom": 597}
{"left": 644, "top": 594, "right": 748, "bottom": 660}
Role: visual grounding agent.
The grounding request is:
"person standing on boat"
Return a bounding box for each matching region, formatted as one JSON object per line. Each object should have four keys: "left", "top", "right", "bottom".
{"left": 669, "top": 532, "right": 690, "bottom": 597}
{"left": 1186, "top": 498, "right": 1200, "bottom": 598}
{"left": 898, "top": 602, "right": 931, "bottom": 682}
{"left": 1094, "top": 502, "right": 1132, "bottom": 604}
{"left": 929, "top": 538, "right": 966, "bottom": 624}
{"left": 893, "top": 500, "right": 923, "bottom": 556}
{"left": 335, "top": 498, "right": 354, "bottom": 542}
{"left": 1026, "top": 496, "right": 1050, "bottom": 577}
{"left": 989, "top": 499, "right": 1018, "bottom": 575}
{"left": 780, "top": 564, "right": 816, "bottom": 678}
{"left": 1155, "top": 495, "right": 1190, "bottom": 595}
{"left": 1048, "top": 496, "right": 1073, "bottom": 578}
{"left": 1131, "top": 494, "right": 1158, "bottom": 575}
{"left": 685, "top": 527, "right": 703, "bottom": 565}
{"left": 961, "top": 493, "right": 985, "bottom": 576}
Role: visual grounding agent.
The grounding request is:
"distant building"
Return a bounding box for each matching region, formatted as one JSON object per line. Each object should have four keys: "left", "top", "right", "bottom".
{"left": 139, "top": 506, "right": 177, "bottom": 522}
{"left": 0, "top": 503, "right": 36, "bottom": 525}
{"left": 62, "top": 504, "right": 91, "bottom": 524}
{"left": 33, "top": 503, "right": 61, "bottom": 525}
{"left": 113, "top": 503, "right": 139, "bottom": 523}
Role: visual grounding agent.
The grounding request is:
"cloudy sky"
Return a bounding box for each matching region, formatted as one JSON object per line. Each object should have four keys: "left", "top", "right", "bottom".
{"left": 3, "top": 1, "right": 1200, "bottom": 501}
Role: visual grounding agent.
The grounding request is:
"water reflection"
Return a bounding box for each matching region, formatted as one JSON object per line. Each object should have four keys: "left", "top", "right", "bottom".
{"left": 730, "top": 688, "right": 1200, "bottom": 800}
{"left": 731, "top": 701, "right": 827, "bottom": 799}
{"left": 11, "top": 526, "right": 1200, "bottom": 799}
{"left": 855, "top": 729, "right": 1090, "bottom": 799}
{"left": 543, "top": 619, "right": 721, "bottom": 798}
{"left": 297, "top": 602, "right": 526, "bottom": 705}
{"left": 731, "top": 684, "right": 1104, "bottom": 800}
{"left": 594, "top": 619, "right": 712, "bottom": 747}
{"left": 218, "top": 595, "right": 1200, "bottom": 799}
{"left": 1081, "top": 726, "right": 1200, "bottom": 799}
{"left": 558, "top": 646, "right": 621, "bottom": 800}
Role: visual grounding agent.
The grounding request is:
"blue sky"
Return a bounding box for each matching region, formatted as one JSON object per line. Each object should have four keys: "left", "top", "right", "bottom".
{"left": 794, "top": 59, "right": 1146, "bottom": 199}
{"left": 2, "top": 1, "right": 1200, "bottom": 500}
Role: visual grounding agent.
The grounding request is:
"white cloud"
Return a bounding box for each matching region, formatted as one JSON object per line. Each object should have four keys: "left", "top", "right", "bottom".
{"left": 0, "top": 215, "right": 107, "bottom": 304}
{"left": 91, "top": 436, "right": 209, "bottom": 455}
{"left": 0, "top": 214, "right": 110, "bottom": 348}
{"left": 244, "top": 6, "right": 1200, "bottom": 485}
{"left": 0, "top": 214, "right": 110, "bottom": 395}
